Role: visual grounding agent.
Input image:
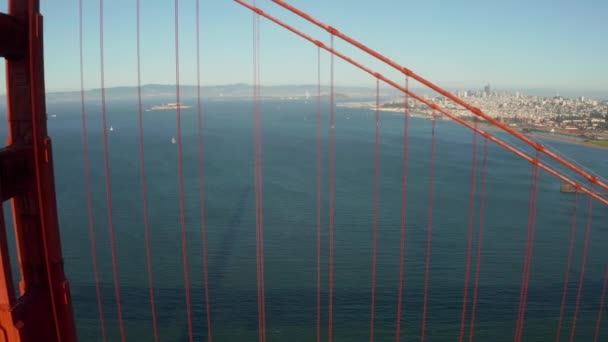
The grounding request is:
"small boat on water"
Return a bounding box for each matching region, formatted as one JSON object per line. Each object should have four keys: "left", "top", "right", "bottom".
{"left": 171, "top": 137, "right": 176, "bottom": 144}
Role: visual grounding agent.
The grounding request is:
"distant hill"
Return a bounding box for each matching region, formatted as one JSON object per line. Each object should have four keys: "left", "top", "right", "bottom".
{"left": 37, "top": 84, "right": 392, "bottom": 103}
{"left": 2, "top": 84, "right": 602, "bottom": 105}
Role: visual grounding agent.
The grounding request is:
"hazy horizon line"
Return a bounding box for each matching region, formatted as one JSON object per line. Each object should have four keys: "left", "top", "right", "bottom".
{"left": 1, "top": 83, "right": 606, "bottom": 100}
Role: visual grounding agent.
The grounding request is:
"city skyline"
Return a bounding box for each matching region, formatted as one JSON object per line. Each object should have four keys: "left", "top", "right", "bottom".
{"left": 0, "top": 0, "right": 607, "bottom": 95}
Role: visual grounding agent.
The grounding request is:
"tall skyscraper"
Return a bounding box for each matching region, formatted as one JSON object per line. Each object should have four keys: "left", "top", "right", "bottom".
{"left": 484, "top": 83, "right": 491, "bottom": 96}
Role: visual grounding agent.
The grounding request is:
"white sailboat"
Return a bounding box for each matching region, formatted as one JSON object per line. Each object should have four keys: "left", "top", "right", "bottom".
{"left": 171, "top": 136, "right": 177, "bottom": 144}
{"left": 109, "top": 125, "right": 114, "bottom": 132}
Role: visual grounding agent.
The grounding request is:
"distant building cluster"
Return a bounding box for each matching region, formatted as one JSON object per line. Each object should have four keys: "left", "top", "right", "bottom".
{"left": 385, "top": 85, "right": 608, "bottom": 134}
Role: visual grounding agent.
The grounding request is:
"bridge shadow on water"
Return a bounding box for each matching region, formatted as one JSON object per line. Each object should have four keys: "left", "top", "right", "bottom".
{"left": 208, "top": 187, "right": 253, "bottom": 289}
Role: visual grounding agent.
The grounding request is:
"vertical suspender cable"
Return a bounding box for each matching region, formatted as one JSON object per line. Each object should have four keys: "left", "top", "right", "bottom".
{"left": 80, "top": 0, "right": 107, "bottom": 339}
{"left": 174, "top": 0, "right": 194, "bottom": 340}
{"left": 594, "top": 265, "right": 608, "bottom": 342}
{"left": 569, "top": 187, "right": 595, "bottom": 342}
{"left": 468, "top": 137, "right": 488, "bottom": 342}
{"left": 252, "top": 6, "right": 262, "bottom": 342}
{"left": 136, "top": 0, "right": 159, "bottom": 340}
{"left": 395, "top": 76, "right": 410, "bottom": 342}
{"left": 518, "top": 154, "right": 541, "bottom": 342}
{"left": 459, "top": 122, "right": 479, "bottom": 342}
{"left": 514, "top": 152, "right": 540, "bottom": 342}
{"left": 369, "top": 78, "right": 380, "bottom": 342}
{"left": 99, "top": 0, "right": 126, "bottom": 340}
{"left": 253, "top": 3, "right": 267, "bottom": 341}
{"left": 257, "top": 13, "right": 267, "bottom": 340}
{"left": 555, "top": 193, "right": 580, "bottom": 342}
{"left": 316, "top": 46, "right": 322, "bottom": 342}
{"left": 328, "top": 33, "right": 336, "bottom": 342}
{"left": 421, "top": 112, "right": 436, "bottom": 342}
{"left": 195, "top": 0, "right": 214, "bottom": 340}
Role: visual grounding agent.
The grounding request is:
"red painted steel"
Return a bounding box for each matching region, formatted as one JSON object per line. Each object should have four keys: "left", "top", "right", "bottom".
{"left": 514, "top": 153, "right": 540, "bottom": 342}
{"left": 173, "top": 1, "right": 194, "bottom": 341}
{"left": 420, "top": 115, "right": 437, "bottom": 342}
{"left": 0, "top": 13, "right": 25, "bottom": 59}
{"left": 136, "top": 0, "right": 160, "bottom": 340}
{"left": 468, "top": 138, "right": 489, "bottom": 341}
{"left": 328, "top": 33, "right": 336, "bottom": 342}
{"left": 369, "top": 78, "right": 380, "bottom": 342}
{"left": 569, "top": 189, "right": 595, "bottom": 342}
{"left": 555, "top": 193, "right": 579, "bottom": 342}
{"left": 0, "top": 1, "right": 606, "bottom": 341}
{"left": 253, "top": 6, "right": 267, "bottom": 341}
{"left": 99, "top": 0, "right": 127, "bottom": 339}
{"left": 232, "top": 0, "right": 608, "bottom": 207}
{"left": 0, "top": 0, "right": 78, "bottom": 340}
{"left": 195, "top": 0, "right": 214, "bottom": 340}
{"left": 79, "top": 0, "right": 107, "bottom": 339}
{"left": 270, "top": 0, "right": 608, "bottom": 195}
{"left": 315, "top": 46, "right": 322, "bottom": 342}
{"left": 594, "top": 265, "right": 608, "bottom": 342}
{"left": 394, "top": 76, "right": 410, "bottom": 342}
{"left": 459, "top": 127, "right": 478, "bottom": 342}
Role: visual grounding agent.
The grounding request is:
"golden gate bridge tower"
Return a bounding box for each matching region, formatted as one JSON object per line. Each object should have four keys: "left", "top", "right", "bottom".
{"left": 0, "top": 0, "right": 77, "bottom": 341}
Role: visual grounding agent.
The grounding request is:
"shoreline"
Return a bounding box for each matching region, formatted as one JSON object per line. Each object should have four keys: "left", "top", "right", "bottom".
{"left": 343, "top": 103, "right": 608, "bottom": 150}
{"left": 526, "top": 132, "right": 608, "bottom": 150}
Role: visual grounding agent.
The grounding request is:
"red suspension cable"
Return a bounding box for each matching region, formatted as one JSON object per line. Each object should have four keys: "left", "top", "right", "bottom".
{"left": 395, "top": 76, "right": 410, "bottom": 342}
{"left": 231, "top": 0, "right": 607, "bottom": 207}
{"left": 253, "top": 4, "right": 267, "bottom": 341}
{"left": 136, "top": 0, "right": 159, "bottom": 340}
{"left": 316, "top": 46, "right": 322, "bottom": 342}
{"left": 99, "top": 0, "right": 126, "bottom": 340}
{"left": 328, "top": 33, "right": 336, "bottom": 342}
{"left": 252, "top": 8, "right": 262, "bottom": 342}
{"left": 514, "top": 153, "right": 540, "bottom": 342}
{"left": 421, "top": 112, "right": 436, "bottom": 342}
{"left": 174, "top": 0, "right": 194, "bottom": 340}
{"left": 459, "top": 124, "right": 479, "bottom": 342}
{"left": 594, "top": 265, "right": 608, "bottom": 342}
{"left": 259, "top": 27, "right": 268, "bottom": 342}
{"left": 555, "top": 193, "right": 580, "bottom": 342}
{"left": 569, "top": 187, "right": 595, "bottom": 342}
{"left": 258, "top": 11, "right": 267, "bottom": 341}
{"left": 195, "top": 0, "right": 214, "bottom": 340}
{"left": 80, "top": 0, "right": 106, "bottom": 339}
{"left": 522, "top": 168, "right": 540, "bottom": 341}
{"left": 516, "top": 157, "right": 541, "bottom": 342}
{"left": 468, "top": 137, "right": 488, "bottom": 342}
{"left": 369, "top": 78, "right": 380, "bottom": 342}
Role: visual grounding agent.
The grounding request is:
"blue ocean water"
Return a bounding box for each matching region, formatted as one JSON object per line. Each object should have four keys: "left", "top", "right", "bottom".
{"left": 1, "top": 98, "right": 608, "bottom": 341}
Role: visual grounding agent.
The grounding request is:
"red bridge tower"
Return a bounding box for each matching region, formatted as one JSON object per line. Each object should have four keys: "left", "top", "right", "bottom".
{"left": 0, "top": 0, "right": 77, "bottom": 341}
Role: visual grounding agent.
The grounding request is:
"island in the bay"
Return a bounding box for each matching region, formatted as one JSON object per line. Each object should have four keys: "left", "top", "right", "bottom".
{"left": 149, "top": 103, "right": 192, "bottom": 111}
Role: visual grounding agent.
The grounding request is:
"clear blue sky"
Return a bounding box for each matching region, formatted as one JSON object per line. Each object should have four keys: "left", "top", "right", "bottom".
{"left": 1, "top": 0, "right": 607, "bottom": 95}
